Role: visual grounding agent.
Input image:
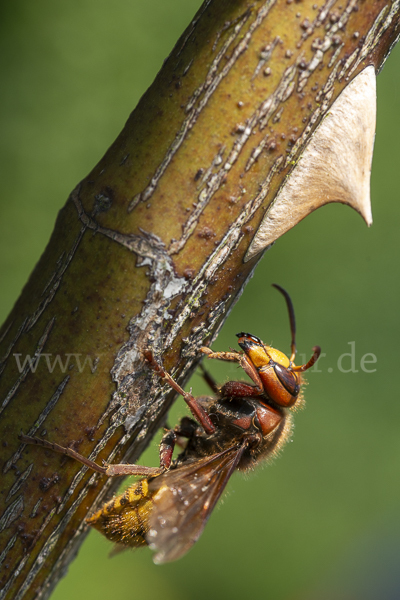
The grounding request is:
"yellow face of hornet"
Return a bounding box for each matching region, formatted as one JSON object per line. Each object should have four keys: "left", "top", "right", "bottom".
{"left": 237, "top": 333, "right": 300, "bottom": 408}
{"left": 242, "top": 340, "right": 291, "bottom": 370}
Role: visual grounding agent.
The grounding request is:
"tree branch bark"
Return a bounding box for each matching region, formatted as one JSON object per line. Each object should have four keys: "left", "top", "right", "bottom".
{"left": 0, "top": 1, "right": 399, "bottom": 599}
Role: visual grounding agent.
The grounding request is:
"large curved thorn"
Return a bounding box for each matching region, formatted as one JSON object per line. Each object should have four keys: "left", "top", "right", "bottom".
{"left": 245, "top": 65, "right": 376, "bottom": 262}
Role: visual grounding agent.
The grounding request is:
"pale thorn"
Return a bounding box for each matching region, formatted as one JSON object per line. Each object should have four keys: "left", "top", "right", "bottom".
{"left": 245, "top": 65, "right": 376, "bottom": 262}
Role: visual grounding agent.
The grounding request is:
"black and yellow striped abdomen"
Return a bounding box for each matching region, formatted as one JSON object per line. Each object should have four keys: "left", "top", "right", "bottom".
{"left": 86, "top": 479, "right": 154, "bottom": 547}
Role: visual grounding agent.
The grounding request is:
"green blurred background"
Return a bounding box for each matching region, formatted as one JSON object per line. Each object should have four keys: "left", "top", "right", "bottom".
{"left": 1, "top": 2, "right": 400, "bottom": 599}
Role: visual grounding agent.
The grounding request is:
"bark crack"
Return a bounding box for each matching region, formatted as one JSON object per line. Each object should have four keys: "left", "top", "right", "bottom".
{"left": 0, "top": 318, "right": 55, "bottom": 418}
{"left": 3, "top": 375, "right": 69, "bottom": 474}
{"left": 128, "top": 0, "right": 276, "bottom": 211}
